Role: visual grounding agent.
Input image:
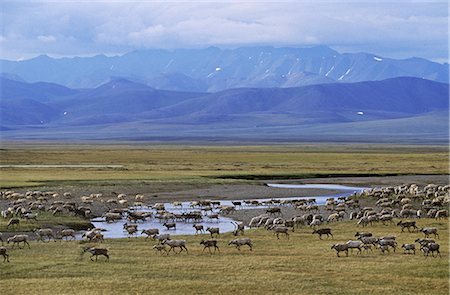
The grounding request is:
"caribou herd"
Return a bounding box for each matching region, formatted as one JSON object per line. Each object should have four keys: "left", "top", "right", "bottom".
{"left": 0, "top": 182, "right": 448, "bottom": 262}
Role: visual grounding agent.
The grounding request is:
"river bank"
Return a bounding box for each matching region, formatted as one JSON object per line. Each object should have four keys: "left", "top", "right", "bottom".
{"left": 0, "top": 174, "right": 447, "bottom": 239}
{"left": 152, "top": 174, "right": 448, "bottom": 203}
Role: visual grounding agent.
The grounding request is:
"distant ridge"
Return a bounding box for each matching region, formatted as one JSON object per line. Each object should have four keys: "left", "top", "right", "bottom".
{"left": 145, "top": 77, "right": 448, "bottom": 121}
{"left": 0, "top": 76, "right": 448, "bottom": 143}
{"left": 1, "top": 46, "right": 448, "bottom": 91}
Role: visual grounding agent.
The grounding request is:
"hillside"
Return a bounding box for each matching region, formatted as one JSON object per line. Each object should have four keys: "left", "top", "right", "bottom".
{"left": 0, "top": 77, "right": 448, "bottom": 142}
{"left": 146, "top": 77, "right": 448, "bottom": 122}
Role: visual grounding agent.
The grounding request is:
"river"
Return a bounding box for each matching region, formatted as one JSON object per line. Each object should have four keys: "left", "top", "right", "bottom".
{"left": 90, "top": 183, "right": 365, "bottom": 238}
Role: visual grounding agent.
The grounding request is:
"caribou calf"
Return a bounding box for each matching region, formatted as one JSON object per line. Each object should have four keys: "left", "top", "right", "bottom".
{"left": 312, "top": 228, "right": 333, "bottom": 239}
{"left": 397, "top": 221, "right": 418, "bottom": 232}
{"left": 0, "top": 247, "right": 9, "bottom": 262}
{"left": 228, "top": 238, "right": 253, "bottom": 251}
{"left": 206, "top": 227, "right": 220, "bottom": 237}
{"left": 200, "top": 239, "right": 220, "bottom": 254}
{"left": 163, "top": 222, "right": 176, "bottom": 230}
{"left": 83, "top": 247, "right": 109, "bottom": 262}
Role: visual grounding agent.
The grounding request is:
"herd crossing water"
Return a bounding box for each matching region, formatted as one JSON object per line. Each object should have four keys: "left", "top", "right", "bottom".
{"left": 90, "top": 184, "right": 365, "bottom": 238}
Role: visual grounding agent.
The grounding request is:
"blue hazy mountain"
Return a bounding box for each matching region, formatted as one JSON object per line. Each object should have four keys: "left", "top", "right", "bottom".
{"left": 146, "top": 77, "right": 448, "bottom": 120}
{"left": 1, "top": 46, "right": 447, "bottom": 91}
{"left": 0, "top": 76, "right": 79, "bottom": 102}
{"left": 1, "top": 76, "right": 448, "bottom": 142}
{"left": 0, "top": 77, "right": 204, "bottom": 126}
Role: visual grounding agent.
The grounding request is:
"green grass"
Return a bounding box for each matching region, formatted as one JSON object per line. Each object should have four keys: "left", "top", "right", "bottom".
{"left": 0, "top": 144, "right": 448, "bottom": 188}
{"left": 0, "top": 212, "right": 92, "bottom": 232}
{"left": 0, "top": 219, "right": 447, "bottom": 295}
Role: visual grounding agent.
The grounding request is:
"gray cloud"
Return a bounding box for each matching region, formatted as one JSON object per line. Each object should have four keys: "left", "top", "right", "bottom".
{"left": 0, "top": 1, "right": 448, "bottom": 62}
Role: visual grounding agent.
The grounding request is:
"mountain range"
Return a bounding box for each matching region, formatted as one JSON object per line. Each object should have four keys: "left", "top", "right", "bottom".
{"left": 1, "top": 46, "right": 448, "bottom": 92}
{"left": 1, "top": 76, "right": 448, "bottom": 142}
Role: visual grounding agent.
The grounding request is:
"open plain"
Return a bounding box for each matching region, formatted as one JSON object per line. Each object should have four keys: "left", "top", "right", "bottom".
{"left": 0, "top": 143, "right": 448, "bottom": 295}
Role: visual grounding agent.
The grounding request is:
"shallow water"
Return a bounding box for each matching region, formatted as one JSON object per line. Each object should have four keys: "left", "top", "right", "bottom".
{"left": 91, "top": 214, "right": 237, "bottom": 239}
{"left": 266, "top": 183, "right": 367, "bottom": 191}
{"left": 89, "top": 183, "right": 365, "bottom": 239}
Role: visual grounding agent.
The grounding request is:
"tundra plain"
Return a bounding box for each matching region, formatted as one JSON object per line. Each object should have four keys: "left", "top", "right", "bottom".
{"left": 0, "top": 144, "right": 447, "bottom": 189}
{"left": 0, "top": 220, "right": 448, "bottom": 295}
{"left": 0, "top": 144, "right": 448, "bottom": 295}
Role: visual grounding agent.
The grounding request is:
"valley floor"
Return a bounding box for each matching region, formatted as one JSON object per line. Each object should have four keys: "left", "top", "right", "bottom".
{"left": 0, "top": 220, "right": 447, "bottom": 295}
{"left": 0, "top": 143, "right": 448, "bottom": 294}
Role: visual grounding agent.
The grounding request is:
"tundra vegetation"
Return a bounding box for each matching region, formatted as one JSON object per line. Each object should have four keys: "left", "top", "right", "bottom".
{"left": 0, "top": 144, "right": 448, "bottom": 294}
{"left": 0, "top": 212, "right": 91, "bottom": 232}
{"left": 0, "top": 144, "right": 447, "bottom": 188}
{"left": 0, "top": 219, "right": 447, "bottom": 295}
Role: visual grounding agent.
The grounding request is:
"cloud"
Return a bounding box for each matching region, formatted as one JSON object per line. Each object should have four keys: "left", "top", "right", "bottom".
{"left": 0, "top": 1, "right": 447, "bottom": 62}
{"left": 37, "top": 35, "right": 56, "bottom": 43}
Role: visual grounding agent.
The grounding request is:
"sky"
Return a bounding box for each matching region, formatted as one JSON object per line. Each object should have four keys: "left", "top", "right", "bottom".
{"left": 0, "top": 0, "right": 448, "bottom": 63}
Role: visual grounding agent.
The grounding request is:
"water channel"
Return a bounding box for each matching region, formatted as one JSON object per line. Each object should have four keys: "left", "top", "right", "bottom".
{"left": 90, "top": 184, "right": 366, "bottom": 238}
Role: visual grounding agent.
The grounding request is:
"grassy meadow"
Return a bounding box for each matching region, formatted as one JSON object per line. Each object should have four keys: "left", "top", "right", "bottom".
{"left": 0, "top": 212, "right": 92, "bottom": 232}
{"left": 0, "top": 143, "right": 448, "bottom": 294}
{"left": 0, "top": 219, "right": 448, "bottom": 295}
{"left": 0, "top": 144, "right": 448, "bottom": 188}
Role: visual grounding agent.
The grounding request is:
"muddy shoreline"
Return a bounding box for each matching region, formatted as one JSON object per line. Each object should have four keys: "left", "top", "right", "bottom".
{"left": 1, "top": 174, "right": 447, "bottom": 207}
{"left": 0, "top": 174, "right": 447, "bottom": 239}
{"left": 151, "top": 174, "right": 448, "bottom": 203}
